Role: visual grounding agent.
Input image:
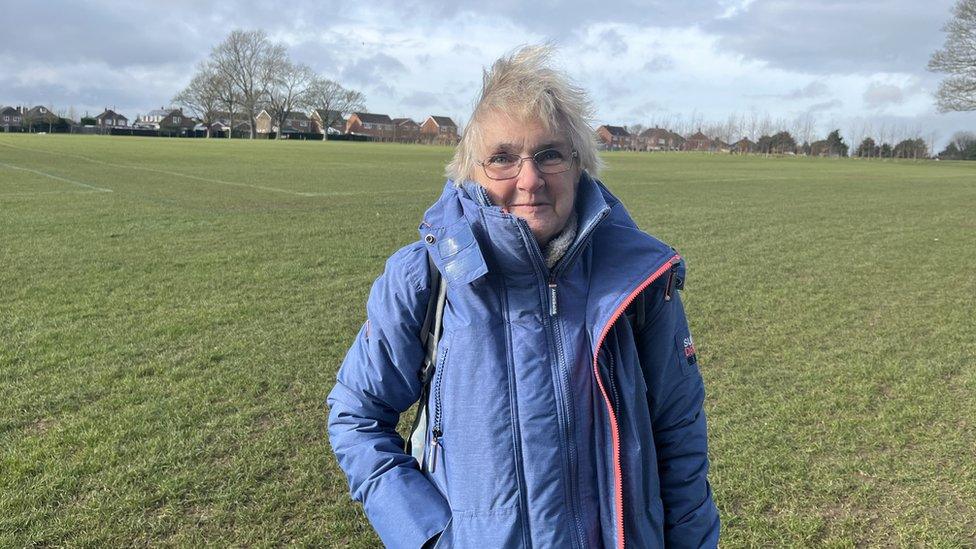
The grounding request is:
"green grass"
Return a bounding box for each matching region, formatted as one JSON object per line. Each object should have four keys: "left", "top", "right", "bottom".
{"left": 1, "top": 134, "right": 974, "bottom": 547}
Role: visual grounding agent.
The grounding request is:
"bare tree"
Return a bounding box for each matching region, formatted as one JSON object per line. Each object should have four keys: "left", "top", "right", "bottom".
{"left": 265, "top": 55, "right": 315, "bottom": 139}
{"left": 306, "top": 77, "right": 366, "bottom": 136}
{"left": 928, "top": 0, "right": 976, "bottom": 111}
{"left": 211, "top": 29, "right": 280, "bottom": 138}
{"left": 173, "top": 62, "right": 223, "bottom": 137}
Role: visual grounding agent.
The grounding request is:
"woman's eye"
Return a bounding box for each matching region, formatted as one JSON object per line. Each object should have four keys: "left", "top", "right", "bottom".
{"left": 488, "top": 154, "right": 516, "bottom": 166}
{"left": 536, "top": 149, "right": 563, "bottom": 163}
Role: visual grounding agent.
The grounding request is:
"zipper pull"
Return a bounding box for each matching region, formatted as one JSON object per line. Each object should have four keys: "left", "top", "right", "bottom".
{"left": 664, "top": 261, "right": 679, "bottom": 302}
{"left": 548, "top": 283, "right": 558, "bottom": 316}
{"left": 428, "top": 431, "right": 441, "bottom": 473}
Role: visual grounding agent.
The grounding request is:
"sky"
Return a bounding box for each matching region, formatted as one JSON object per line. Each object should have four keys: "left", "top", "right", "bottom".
{"left": 2, "top": 0, "right": 974, "bottom": 148}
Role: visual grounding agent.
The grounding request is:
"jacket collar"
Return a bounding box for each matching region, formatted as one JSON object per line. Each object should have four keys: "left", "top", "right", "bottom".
{"left": 419, "top": 172, "right": 612, "bottom": 285}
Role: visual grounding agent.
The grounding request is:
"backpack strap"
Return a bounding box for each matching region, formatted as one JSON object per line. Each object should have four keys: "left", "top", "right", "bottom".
{"left": 406, "top": 252, "right": 446, "bottom": 461}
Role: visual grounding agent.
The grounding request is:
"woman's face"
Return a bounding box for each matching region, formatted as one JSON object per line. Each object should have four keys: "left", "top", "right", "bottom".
{"left": 473, "top": 114, "right": 580, "bottom": 246}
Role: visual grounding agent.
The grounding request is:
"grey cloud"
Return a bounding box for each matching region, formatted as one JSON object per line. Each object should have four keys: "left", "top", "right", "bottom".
{"left": 641, "top": 55, "right": 674, "bottom": 72}
{"left": 807, "top": 99, "right": 843, "bottom": 113}
{"left": 627, "top": 100, "right": 666, "bottom": 119}
{"left": 707, "top": 0, "right": 956, "bottom": 74}
{"left": 340, "top": 53, "right": 408, "bottom": 93}
{"left": 599, "top": 28, "right": 629, "bottom": 56}
{"left": 863, "top": 82, "right": 906, "bottom": 108}
{"left": 401, "top": 91, "right": 440, "bottom": 108}
{"left": 784, "top": 81, "right": 829, "bottom": 100}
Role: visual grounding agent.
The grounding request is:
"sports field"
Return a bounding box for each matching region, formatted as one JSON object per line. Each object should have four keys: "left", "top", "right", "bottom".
{"left": 1, "top": 134, "right": 974, "bottom": 546}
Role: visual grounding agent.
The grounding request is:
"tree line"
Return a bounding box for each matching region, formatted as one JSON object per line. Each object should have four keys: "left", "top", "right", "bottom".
{"left": 173, "top": 29, "right": 365, "bottom": 139}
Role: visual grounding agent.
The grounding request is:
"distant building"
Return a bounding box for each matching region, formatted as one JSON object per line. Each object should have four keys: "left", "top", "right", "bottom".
{"left": 255, "top": 109, "right": 311, "bottom": 137}
{"left": 310, "top": 109, "right": 346, "bottom": 135}
{"left": 639, "top": 127, "right": 683, "bottom": 151}
{"left": 393, "top": 118, "right": 421, "bottom": 143}
{"left": 732, "top": 137, "right": 756, "bottom": 154}
{"left": 134, "top": 108, "right": 195, "bottom": 134}
{"left": 0, "top": 106, "right": 23, "bottom": 132}
{"left": 596, "top": 125, "right": 630, "bottom": 150}
{"left": 95, "top": 109, "right": 128, "bottom": 128}
{"left": 24, "top": 105, "right": 61, "bottom": 131}
{"left": 346, "top": 112, "right": 395, "bottom": 141}
{"left": 682, "top": 130, "right": 714, "bottom": 152}
{"left": 208, "top": 112, "right": 251, "bottom": 138}
{"left": 420, "top": 115, "right": 458, "bottom": 144}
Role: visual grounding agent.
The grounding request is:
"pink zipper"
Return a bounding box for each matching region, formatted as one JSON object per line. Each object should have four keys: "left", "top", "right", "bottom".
{"left": 592, "top": 254, "right": 681, "bottom": 549}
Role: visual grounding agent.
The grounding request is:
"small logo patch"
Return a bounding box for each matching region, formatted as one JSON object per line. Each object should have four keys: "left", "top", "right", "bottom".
{"left": 683, "top": 335, "right": 697, "bottom": 365}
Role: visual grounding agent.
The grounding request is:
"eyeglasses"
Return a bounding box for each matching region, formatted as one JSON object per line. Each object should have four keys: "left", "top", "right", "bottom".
{"left": 478, "top": 148, "right": 579, "bottom": 180}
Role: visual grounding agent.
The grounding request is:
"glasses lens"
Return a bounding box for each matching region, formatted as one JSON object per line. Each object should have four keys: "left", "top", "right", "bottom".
{"left": 484, "top": 153, "right": 520, "bottom": 179}
{"left": 535, "top": 149, "right": 567, "bottom": 173}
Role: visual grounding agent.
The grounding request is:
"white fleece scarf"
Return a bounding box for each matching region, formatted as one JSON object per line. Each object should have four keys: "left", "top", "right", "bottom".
{"left": 544, "top": 211, "right": 578, "bottom": 269}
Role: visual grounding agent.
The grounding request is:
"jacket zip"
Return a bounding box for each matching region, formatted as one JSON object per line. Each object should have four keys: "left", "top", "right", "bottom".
{"left": 592, "top": 253, "right": 681, "bottom": 549}
{"left": 514, "top": 218, "right": 587, "bottom": 549}
{"left": 428, "top": 345, "right": 449, "bottom": 473}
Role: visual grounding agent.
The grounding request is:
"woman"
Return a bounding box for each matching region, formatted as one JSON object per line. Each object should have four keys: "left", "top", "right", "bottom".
{"left": 328, "top": 46, "right": 720, "bottom": 548}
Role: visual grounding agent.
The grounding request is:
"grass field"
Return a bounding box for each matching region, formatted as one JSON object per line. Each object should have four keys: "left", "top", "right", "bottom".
{"left": 1, "top": 134, "right": 975, "bottom": 547}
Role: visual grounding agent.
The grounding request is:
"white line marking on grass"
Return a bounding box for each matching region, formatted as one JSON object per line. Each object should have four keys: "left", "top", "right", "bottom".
{"left": 0, "top": 139, "right": 433, "bottom": 197}
{"left": 0, "top": 160, "right": 113, "bottom": 192}
{"left": 0, "top": 189, "right": 104, "bottom": 197}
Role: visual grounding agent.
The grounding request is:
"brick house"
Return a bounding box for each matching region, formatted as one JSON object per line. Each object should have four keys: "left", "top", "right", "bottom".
{"left": 732, "top": 137, "right": 756, "bottom": 154}
{"left": 639, "top": 127, "right": 683, "bottom": 151}
{"left": 255, "top": 109, "right": 311, "bottom": 137}
{"left": 23, "top": 105, "right": 61, "bottom": 131}
{"left": 311, "top": 109, "right": 346, "bottom": 135}
{"left": 393, "top": 118, "right": 421, "bottom": 143}
{"left": 682, "top": 130, "right": 714, "bottom": 152}
{"left": 346, "top": 112, "right": 395, "bottom": 141}
{"left": 95, "top": 109, "right": 128, "bottom": 128}
{"left": 1, "top": 106, "right": 23, "bottom": 131}
{"left": 420, "top": 116, "right": 459, "bottom": 144}
{"left": 134, "top": 108, "right": 195, "bottom": 134}
{"left": 209, "top": 112, "right": 251, "bottom": 138}
{"left": 596, "top": 125, "right": 630, "bottom": 150}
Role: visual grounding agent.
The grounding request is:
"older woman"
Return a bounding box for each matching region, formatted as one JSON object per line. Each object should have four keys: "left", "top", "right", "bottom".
{"left": 328, "top": 46, "right": 719, "bottom": 548}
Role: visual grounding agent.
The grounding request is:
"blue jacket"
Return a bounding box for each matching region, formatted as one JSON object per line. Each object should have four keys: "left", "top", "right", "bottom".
{"left": 328, "top": 174, "right": 720, "bottom": 548}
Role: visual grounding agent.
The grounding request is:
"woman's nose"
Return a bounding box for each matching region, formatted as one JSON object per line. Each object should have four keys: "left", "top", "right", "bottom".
{"left": 516, "top": 159, "right": 546, "bottom": 193}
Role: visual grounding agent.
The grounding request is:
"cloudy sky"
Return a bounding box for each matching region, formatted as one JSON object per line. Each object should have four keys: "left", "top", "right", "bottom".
{"left": 3, "top": 0, "right": 973, "bottom": 146}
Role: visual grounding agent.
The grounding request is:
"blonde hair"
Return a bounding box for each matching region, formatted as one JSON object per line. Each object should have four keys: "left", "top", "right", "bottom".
{"left": 446, "top": 44, "right": 602, "bottom": 182}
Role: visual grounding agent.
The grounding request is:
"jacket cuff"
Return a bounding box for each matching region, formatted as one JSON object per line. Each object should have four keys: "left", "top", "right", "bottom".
{"left": 363, "top": 466, "right": 451, "bottom": 549}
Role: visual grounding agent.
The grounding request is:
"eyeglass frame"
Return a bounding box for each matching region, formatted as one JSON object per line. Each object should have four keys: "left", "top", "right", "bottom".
{"left": 477, "top": 148, "right": 580, "bottom": 181}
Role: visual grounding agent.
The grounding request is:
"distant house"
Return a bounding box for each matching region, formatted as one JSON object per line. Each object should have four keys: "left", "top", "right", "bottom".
{"left": 393, "top": 118, "right": 421, "bottom": 143}
{"left": 712, "top": 138, "right": 731, "bottom": 153}
{"left": 95, "top": 109, "right": 128, "bottom": 128}
{"left": 732, "top": 137, "right": 756, "bottom": 154}
{"left": 420, "top": 115, "right": 458, "bottom": 144}
{"left": 310, "top": 109, "right": 346, "bottom": 135}
{"left": 639, "top": 127, "right": 683, "bottom": 151}
{"left": 596, "top": 125, "right": 630, "bottom": 150}
{"left": 23, "top": 105, "right": 61, "bottom": 131}
{"left": 682, "top": 130, "right": 714, "bottom": 152}
{"left": 0, "top": 106, "right": 23, "bottom": 132}
{"left": 809, "top": 139, "right": 830, "bottom": 157}
{"left": 346, "top": 112, "right": 395, "bottom": 141}
{"left": 134, "top": 108, "right": 195, "bottom": 134}
{"left": 255, "top": 109, "right": 311, "bottom": 137}
{"left": 208, "top": 112, "right": 251, "bottom": 138}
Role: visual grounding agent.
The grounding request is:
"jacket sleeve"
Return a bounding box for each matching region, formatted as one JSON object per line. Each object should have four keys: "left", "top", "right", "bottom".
{"left": 327, "top": 243, "right": 451, "bottom": 549}
{"left": 638, "top": 282, "right": 720, "bottom": 548}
